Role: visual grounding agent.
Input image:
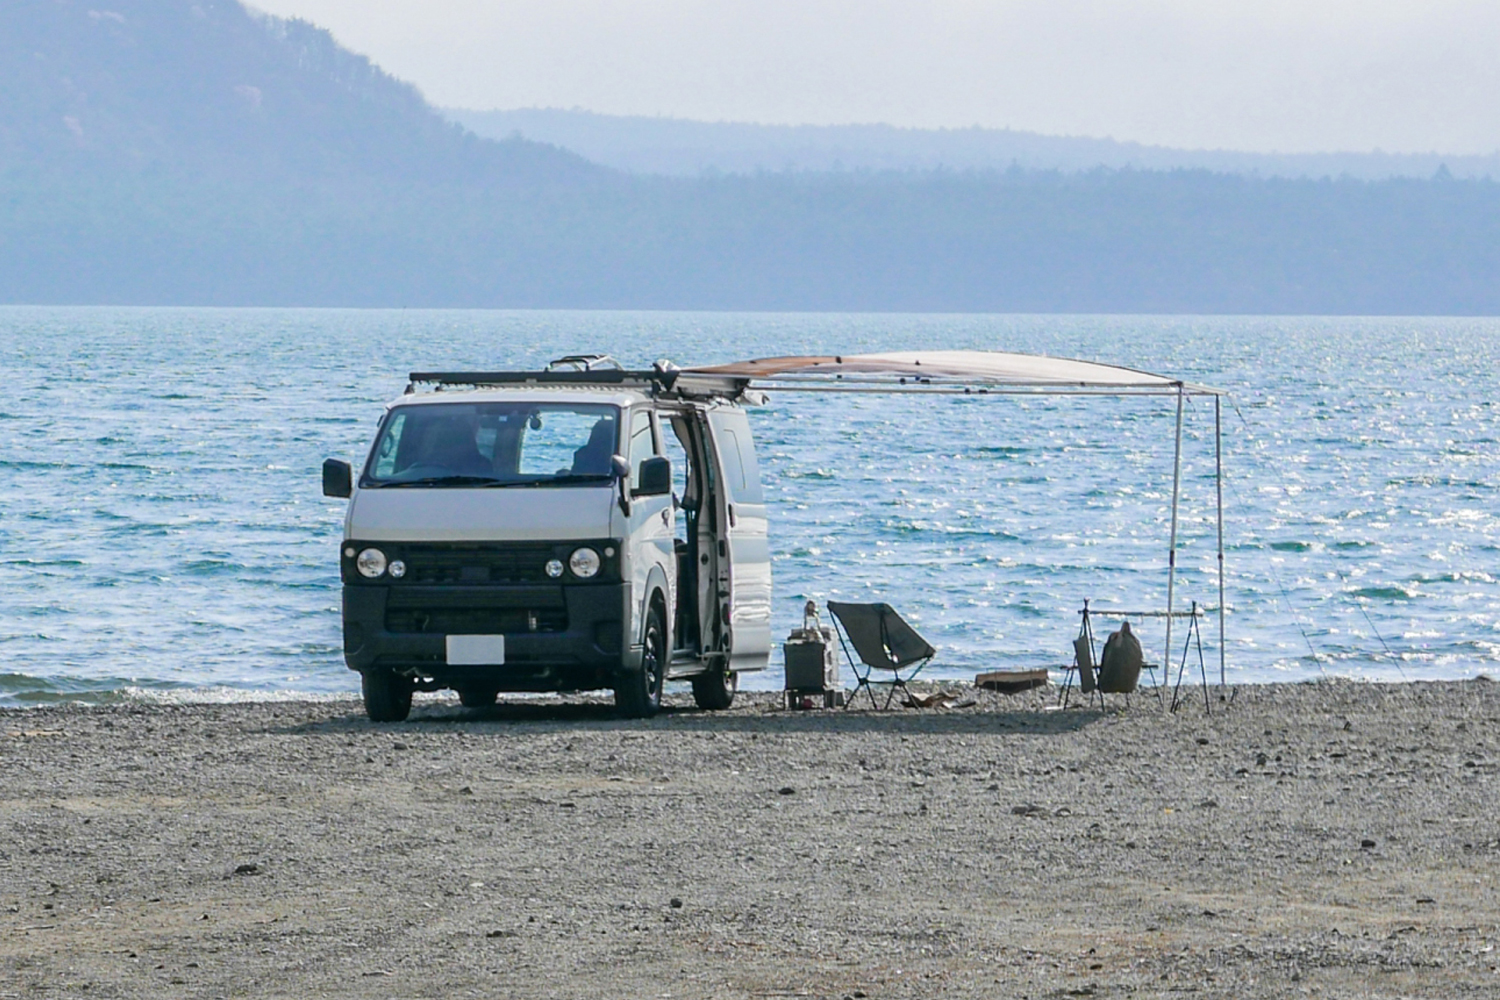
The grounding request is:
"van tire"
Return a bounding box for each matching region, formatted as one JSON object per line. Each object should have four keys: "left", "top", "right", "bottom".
{"left": 362, "top": 669, "right": 413, "bottom": 723}
{"left": 691, "top": 663, "right": 737, "bottom": 710}
{"left": 616, "top": 603, "right": 666, "bottom": 718}
{"left": 457, "top": 687, "right": 497, "bottom": 709}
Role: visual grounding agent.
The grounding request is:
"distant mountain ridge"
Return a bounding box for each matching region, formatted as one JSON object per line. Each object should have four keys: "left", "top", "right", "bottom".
{"left": 0, "top": 0, "right": 595, "bottom": 183}
{"left": 3, "top": 1, "right": 1500, "bottom": 313}
{"left": 447, "top": 107, "right": 1500, "bottom": 181}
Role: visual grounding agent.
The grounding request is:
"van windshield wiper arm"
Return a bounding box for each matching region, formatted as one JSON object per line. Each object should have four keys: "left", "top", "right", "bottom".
{"left": 474, "top": 474, "right": 613, "bottom": 488}
{"left": 379, "top": 475, "right": 511, "bottom": 488}
{"left": 375, "top": 474, "right": 615, "bottom": 489}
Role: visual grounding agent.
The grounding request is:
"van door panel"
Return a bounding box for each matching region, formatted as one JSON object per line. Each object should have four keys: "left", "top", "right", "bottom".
{"left": 625, "top": 408, "right": 675, "bottom": 645}
{"left": 680, "top": 410, "right": 722, "bottom": 657}
{"left": 706, "top": 408, "right": 772, "bottom": 670}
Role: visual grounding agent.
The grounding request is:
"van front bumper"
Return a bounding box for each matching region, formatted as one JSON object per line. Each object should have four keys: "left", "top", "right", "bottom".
{"left": 341, "top": 582, "right": 632, "bottom": 692}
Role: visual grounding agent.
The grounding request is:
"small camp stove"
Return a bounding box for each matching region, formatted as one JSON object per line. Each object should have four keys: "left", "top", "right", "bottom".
{"left": 783, "top": 600, "right": 843, "bottom": 708}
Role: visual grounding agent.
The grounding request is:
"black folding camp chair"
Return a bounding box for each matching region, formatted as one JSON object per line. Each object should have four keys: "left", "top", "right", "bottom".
{"left": 826, "top": 601, "right": 937, "bottom": 710}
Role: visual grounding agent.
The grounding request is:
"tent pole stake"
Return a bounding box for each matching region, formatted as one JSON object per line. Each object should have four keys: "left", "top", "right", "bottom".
{"left": 1163, "top": 387, "right": 1185, "bottom": 692}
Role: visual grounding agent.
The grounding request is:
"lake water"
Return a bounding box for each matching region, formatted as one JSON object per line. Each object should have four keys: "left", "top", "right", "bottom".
{"left": 2, "top": 307, "right": 1497, "bottom": 706}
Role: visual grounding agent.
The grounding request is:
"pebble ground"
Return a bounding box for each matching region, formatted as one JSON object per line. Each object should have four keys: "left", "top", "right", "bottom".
{"left": 2, "top": 677, "right": 1497, "bottom": 998}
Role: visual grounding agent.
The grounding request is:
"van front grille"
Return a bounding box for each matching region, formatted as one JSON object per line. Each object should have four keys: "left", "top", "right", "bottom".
{"left": 384, "top": 606, "right": 568, "bottom": 635}
{"left": 398, "top": 543, "right": 560, "bottom": 585}
{"left": 343, "top": 540, "right": 620, "bottom": 587}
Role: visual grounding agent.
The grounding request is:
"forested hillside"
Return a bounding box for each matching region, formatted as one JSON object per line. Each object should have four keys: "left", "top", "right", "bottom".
{"left": 3, "top": 1, "right": 1498, "bottom": 313}
{"left": 0, "top": 0, "right": 593, "bottom": 183}
{"left": 448, "top": 107, "right": 1500, "bottom": 182}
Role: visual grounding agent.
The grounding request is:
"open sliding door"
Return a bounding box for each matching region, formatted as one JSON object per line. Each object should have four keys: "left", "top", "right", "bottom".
{"left": 706, "top": 408, "right": 772, "bottom": 671}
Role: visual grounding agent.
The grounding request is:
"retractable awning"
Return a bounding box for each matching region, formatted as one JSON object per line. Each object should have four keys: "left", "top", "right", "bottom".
{"left": 688, "top": 347, "right": 1229, "bottom": 702}
{"left": 688, "top": 349, "right": 1224, "bottom": 396}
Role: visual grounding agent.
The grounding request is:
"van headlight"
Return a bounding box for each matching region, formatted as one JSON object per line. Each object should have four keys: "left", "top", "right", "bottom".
{"left": 356, "top": 547, "right": 388, "bottom": 578}
{"left": 568, "top": 547, "right": 601, "bottom": 578}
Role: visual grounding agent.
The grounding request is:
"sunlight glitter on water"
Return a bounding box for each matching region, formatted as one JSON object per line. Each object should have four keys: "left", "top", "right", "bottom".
{"left": 1, "top": 308, "right": 1498, "bottom": 704}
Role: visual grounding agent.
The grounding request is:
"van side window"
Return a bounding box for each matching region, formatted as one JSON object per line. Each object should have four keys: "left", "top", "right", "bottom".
{"left": 734, "top": 429, "right": 764, "bottom": 503}
{"left": 719, "top": 429, "right": 746, "bottom": 493}
{"left": 706, "top": 410, "right": 765, "bottom": 504}
{"left": 664, "top": 415, "right": 691, "bottom": 502}
{"left": 720, "top": 427, "right": 765, "bottom": 504}
{"left": 628, "top": 409, "right": 656, "bottom": 483}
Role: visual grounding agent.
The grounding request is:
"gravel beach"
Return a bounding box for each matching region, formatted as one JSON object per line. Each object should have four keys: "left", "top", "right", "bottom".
{"left": 2, "top": 678, "right": 1497, "bottom": 999}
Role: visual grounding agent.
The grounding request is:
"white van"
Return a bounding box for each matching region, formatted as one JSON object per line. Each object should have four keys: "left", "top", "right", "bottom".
{"left": 321, "top": 357, "right": 772, "bottom": 721}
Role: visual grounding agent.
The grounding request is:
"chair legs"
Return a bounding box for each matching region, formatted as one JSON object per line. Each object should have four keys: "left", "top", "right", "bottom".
{"left": 845, "top": 673, "right": 899, "bottom": 710}
{"left": 836, "top": 628, "right": 876, "bottom": 710}
{"left": 844, "top": 661, "right": 931, "bottom": 710}
{"left": 847, "top": 669, "right": 881, "bottom": 710}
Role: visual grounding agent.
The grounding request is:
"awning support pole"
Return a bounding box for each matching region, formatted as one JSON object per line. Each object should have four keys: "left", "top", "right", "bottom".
{"left": 1215, "top": 395, "right": 1227, "bottom": 693}
{"left": 1162, "top": 387, "right": 1185, "bottom": 693}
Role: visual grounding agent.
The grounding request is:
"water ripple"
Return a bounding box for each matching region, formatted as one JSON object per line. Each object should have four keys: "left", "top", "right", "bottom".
{"left": 2, "top": 308, "right": 1499, "bottom": 704}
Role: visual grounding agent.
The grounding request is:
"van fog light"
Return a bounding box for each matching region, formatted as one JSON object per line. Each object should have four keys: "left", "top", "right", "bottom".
{"left": 569, "top": 547, "right": 601, "bottom": 578}
{"left": 545, "top": 559, "right": 565, "bottom": 579}
{"left": 356, "top": 547, "right": 388, "bottom": 578}
{"left": 387, "top": 560, "right": 407, "bottom": 579}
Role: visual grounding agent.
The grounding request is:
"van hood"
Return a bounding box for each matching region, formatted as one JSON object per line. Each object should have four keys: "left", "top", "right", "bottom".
{"left": 347, "top": 485, "right": 617, "bottom": 542}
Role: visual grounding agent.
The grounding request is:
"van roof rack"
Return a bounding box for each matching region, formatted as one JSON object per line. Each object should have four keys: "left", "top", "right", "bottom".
{"left": 405, "top": 363, "right": 749, "bottom": 401}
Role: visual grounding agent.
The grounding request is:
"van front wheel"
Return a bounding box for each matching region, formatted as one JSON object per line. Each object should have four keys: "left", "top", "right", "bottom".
{"left": 362, "top": 669, "right": 413, "bottom": 723}
{"left": 691, "top": 663, "right": 736, "bottom": 710}
{"left": 616, "top": 605, "right": 666, "bottom": 718}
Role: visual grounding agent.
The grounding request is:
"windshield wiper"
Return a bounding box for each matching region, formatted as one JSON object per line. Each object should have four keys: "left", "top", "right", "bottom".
{"left": 378, "top": 475, "right": 510, "bottom": 488}
{"left": 374, "top": 474, "right": 615, "bottom": 489}
{"left": 474, "top": 474, "right": 612, "bottom": 488}
{"left": 461, "top": 474, "right": 613, "bottom": 488}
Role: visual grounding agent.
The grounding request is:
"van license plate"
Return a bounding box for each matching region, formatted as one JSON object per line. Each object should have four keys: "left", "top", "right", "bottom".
{"left": 446, "top": 635, "right": 505, "bottom": 665}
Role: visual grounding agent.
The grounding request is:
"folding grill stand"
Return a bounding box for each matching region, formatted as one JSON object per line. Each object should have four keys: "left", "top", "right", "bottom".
{"left": 1062, "top": 600, "right": 1210, "bottom": 712}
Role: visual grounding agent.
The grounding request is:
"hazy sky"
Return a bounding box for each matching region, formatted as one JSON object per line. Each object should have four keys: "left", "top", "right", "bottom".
{"left": 250, "top": 0, "right": 1500, "bottom": 154}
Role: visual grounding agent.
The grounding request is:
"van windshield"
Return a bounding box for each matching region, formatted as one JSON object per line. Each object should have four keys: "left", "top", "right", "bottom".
{"left": 362, "top": 402, "right": 621, "bottom": 488}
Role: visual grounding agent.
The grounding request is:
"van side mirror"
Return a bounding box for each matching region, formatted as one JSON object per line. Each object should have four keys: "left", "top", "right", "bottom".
{"left": 610, "top": 454, "right": 630, "bottom": 479}
{"left": 322, "top": 458, "right": 353, "bottom": 498}
{"left": 633, "top": 456, "right": 671, "bottom": 497}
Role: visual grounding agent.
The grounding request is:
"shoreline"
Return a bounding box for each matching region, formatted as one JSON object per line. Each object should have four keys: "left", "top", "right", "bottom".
{"left": 1, "top": 667, "right": 1493, "bottom": 711}
{"left": 3, "top": 677, "right": 1497, "bottom": 998}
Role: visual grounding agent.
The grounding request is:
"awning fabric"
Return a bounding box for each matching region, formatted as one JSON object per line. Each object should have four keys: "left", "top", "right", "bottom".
{"left": 688, "top": 349, "right": 1222, "bottom": 395}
